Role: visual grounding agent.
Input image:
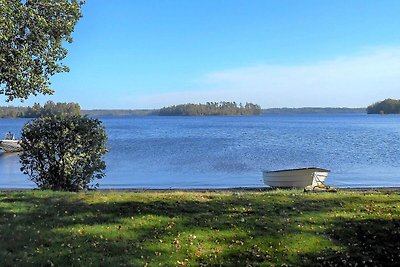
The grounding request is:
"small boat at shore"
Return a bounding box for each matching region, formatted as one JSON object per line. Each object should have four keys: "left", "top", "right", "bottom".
{"left": 263, "top": 167, "right": 330, "bottom": 188}
{"left": 0, "top": 132, "right": 23, "bottom": 153}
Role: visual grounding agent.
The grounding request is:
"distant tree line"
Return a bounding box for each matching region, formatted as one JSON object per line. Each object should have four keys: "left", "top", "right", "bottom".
{"left": 0, "top": 106, "right": 26, "bottom": 118}
{"left": 367, "top": 99, "right": 400, "bottom": 114}
{"left": 2, "top": 102, "right": 371, "bottom": 118}
{"left": 81, "top": 109, "right": 158, "bottom": 117}
{"left": 263, "top": 107, "right": 366, "bottom": 114}
{"left": 0, "top": 101, "right": 81, "bottom": 118}
{"left": 158, "top": 102, "right": 262, "bottom": 116}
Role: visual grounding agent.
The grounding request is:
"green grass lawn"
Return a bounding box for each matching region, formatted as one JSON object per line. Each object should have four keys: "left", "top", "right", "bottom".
{"left": 0, "top": 189, "right": 399, "bottom": 266}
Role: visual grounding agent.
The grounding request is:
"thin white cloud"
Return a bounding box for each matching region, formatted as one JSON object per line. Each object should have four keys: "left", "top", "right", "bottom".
{"left": 136, "top": 46, "right": 400, "bottom": 108}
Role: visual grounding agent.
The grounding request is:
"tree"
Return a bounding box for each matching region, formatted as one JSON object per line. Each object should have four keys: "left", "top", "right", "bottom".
{"left": 367, "top": 99, "right": 400, "bottom": 114}
{"left": 158, "top": 102, "right": 262, "bottom": 116}
{"left": 0, "top": 101, "right": 81, "bottom": 117}
{"left": 0, "top": 0, "right": 84, "bottom": 101}
{"left": 19, "top": 115, "right": 107, "bottom": 191}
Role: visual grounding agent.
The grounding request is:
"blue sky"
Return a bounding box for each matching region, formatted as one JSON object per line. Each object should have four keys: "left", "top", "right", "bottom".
{"left": 5, "top": 0, "right": 400, "bottom": 109}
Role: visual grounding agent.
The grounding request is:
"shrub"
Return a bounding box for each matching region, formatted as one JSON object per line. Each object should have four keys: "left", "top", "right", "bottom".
{"left": 20, "top": 115, "right": 107, "bottom": 191}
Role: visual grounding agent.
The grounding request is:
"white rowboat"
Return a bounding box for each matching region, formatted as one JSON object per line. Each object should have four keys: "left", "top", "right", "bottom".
{"left": 263, "top": 167, "right": 330, "bottom": 188}
{"left": 0, "top": 139, "right": 23, "bottom": 153}
{"left": 0, "top": 132, "right": 23, "bottom": 153}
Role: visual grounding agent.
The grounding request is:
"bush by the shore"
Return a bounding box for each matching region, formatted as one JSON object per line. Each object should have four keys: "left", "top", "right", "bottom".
{"left": 20, "top": 115, "right": 107, "bottom": 191}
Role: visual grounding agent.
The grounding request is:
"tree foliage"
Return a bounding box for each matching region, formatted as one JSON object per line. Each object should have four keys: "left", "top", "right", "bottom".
{"left": 20, "top": 115, "right": 107, "bottom": 191}
{"left": 0, "top": 101, "right": 81, "bottom": 118}
{"left": 0, "top": 105, "right": 25, "bottom": 118}
{"left": 0, "top": 0, "right": 84, "bottom": 101}
{"left": 159, "top": 102, "right": 262, "bottom": 116}
{"left": 367, "top": 99, "right": 400, "bottom": 114}
{"left": 26, "top": 100, "right": 81, "bottom": 117}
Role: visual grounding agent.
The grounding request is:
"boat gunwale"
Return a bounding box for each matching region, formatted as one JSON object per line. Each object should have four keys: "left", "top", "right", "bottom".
{"left": 263, "top": 167, "right": 330, "bottom": 173}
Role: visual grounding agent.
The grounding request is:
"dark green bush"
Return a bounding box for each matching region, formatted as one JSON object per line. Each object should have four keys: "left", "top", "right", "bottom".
{"left": 20, "top": 115, "right": 107, "bottom": 191}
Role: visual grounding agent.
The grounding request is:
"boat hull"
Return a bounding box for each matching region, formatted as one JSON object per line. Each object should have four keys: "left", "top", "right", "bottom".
{"left": 263, "top": 168, "right": 330, "bottom": 188}
{"left": 0, "top": 140, "right": 23, "bottom": 153}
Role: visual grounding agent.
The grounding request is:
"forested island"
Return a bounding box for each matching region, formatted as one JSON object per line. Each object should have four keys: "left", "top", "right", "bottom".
{"left": 159, "top": 102, "right": 262, "bottom": 116}
{"left": 0, "top": 101, "right": 80, "bottom": 118}
{"left": 367, "top": 99, "right": 400, "bottom": 114}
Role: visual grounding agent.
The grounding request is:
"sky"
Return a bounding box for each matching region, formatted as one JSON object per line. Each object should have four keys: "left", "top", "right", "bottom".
{"left": 5, "top": 0, "right": 400, "bottom": 109}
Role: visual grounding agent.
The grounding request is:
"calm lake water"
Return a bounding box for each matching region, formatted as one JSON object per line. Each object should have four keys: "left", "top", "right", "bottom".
{"left": 1, "top": 114, "right": 400, "bottom": 188}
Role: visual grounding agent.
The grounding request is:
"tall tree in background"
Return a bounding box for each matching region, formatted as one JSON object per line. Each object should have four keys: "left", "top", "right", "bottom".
{"left": 0, "top": 0, "right": 84, "bottom": 101}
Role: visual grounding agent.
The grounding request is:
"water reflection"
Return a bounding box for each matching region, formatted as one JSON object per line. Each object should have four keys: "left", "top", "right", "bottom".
{"left": 0, "top": 151, "right": 20, "bottom": 159}
{"left": 0, "top": 151, "right": 33, "bottom": 188}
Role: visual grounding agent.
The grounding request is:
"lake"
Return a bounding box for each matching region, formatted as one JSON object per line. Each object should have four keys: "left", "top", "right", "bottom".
{"left": 1, "top": 114, "right": 400, "bottom": 188}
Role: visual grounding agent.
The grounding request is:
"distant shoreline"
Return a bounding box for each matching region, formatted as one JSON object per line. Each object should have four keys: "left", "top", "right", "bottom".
{"left": 261, "top": 107, "right": 365, "bottom": 114}
{"left": 0, "top": 107, "right": 367, "bottom": 118}
{"left": 80, "top": 107, "right": 366, "bottom": 117}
